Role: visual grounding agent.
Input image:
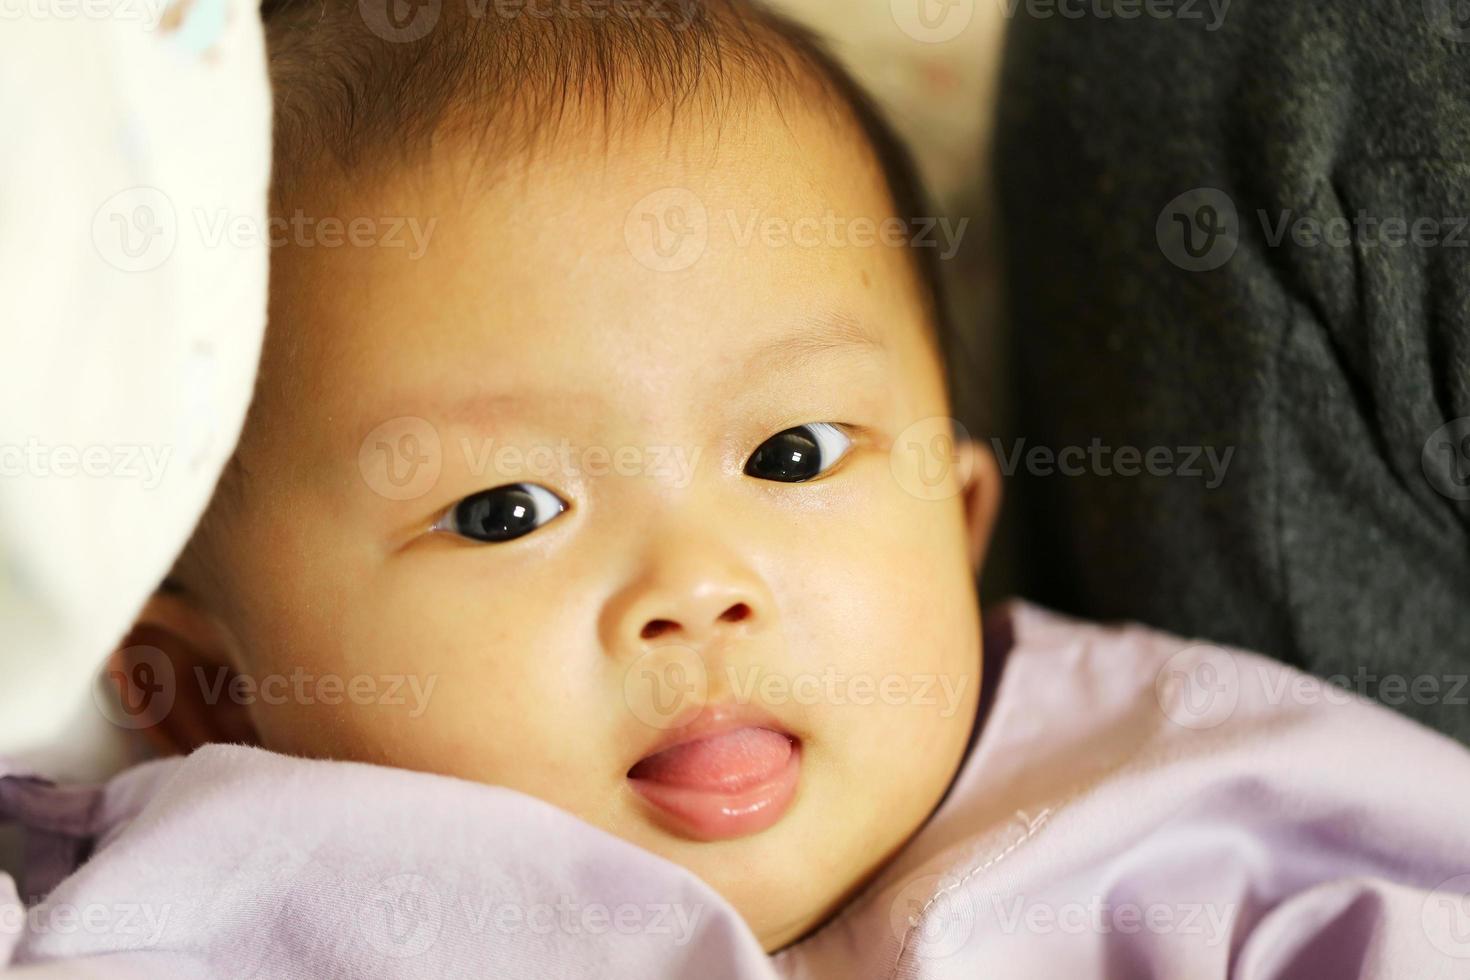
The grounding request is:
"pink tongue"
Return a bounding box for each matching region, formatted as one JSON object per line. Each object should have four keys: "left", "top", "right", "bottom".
{"left": 629, "top": 727, "right": 793, "bottom": 792}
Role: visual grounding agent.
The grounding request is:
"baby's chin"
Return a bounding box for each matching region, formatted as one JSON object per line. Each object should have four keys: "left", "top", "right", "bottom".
{"left": 622, "top": 779, "right": 936, "bottom": 952}
{"left": 617, "top": 709, "right": 816, "bottom": 946}
{"left": 620, "top": 802, "right": 843, "bottom": 951}
{"left": 609, "top": 724, "right": 971, "bottom": 951}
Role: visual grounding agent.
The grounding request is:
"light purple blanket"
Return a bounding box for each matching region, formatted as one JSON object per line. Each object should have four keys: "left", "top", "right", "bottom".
{"left": 4, "top": 602, "right": 1470, "bottom": 978}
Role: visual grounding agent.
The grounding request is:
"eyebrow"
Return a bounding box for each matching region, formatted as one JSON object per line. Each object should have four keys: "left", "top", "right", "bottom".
{"left": 433, "top": 391, "right": 606, "bottom": 427}
{"left": 742, "top": 312, "right": 888, "bottom": 375}
{"left": 363, "top": 314, "right": 884, "bottom": 431}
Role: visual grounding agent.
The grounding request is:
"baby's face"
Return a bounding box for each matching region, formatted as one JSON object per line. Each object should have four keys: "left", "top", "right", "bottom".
{"left": 218, "top": 100, "right": 986, "bottom": 949}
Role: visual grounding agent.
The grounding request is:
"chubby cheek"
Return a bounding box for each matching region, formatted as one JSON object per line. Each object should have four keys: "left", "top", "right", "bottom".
{"left": 238, "top": 560, "right": 611, "bottom": 809}
{"left": 769, "top": 462, "right": 980, "bottom": 804}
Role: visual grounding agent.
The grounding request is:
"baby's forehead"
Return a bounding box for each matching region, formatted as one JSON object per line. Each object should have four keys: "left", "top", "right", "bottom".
{"left": 256, "top": 98, "right": 943, "bottom": 450}
{"left": 273, "top": 136, "right": 923, "bottom": 375}
{"left": 257, "top": 136, "right": 939, "bottom": 463}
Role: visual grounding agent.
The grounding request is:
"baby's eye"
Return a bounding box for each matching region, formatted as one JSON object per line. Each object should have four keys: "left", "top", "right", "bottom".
{"left": 433, "top": 483, "right": 567, "bottom": 543}
{"left": 744, "top": 423, "right": 853, "bottom": 483}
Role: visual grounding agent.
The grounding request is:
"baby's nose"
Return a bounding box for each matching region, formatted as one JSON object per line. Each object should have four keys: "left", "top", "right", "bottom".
{"left": 599, "top": 549, "right": 772, "bottom": 660}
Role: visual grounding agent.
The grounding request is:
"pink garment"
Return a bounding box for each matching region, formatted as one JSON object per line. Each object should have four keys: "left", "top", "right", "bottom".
{"left": 4, "top": 602, "right": 1470, "bottom": 978}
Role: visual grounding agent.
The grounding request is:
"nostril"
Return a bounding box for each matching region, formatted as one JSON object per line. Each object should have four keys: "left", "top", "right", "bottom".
{"left": 640, "top": 604, "right": 750, "bottom": 640}
{"left": 641, "top": 619, "right": 678, "bottom": 640}
{"left": 719, "top": 602, "right": 751, "bottom": 624}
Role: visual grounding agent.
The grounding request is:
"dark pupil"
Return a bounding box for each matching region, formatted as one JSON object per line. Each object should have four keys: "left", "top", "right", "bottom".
{"left": 455, "top": 485, "right": 542, "bottom": 542}
{"left": 746, "top": 427, "right": 822, "bottom": 482}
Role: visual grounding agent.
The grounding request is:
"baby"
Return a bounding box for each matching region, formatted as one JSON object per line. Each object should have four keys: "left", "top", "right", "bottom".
{"left": 9, "top": 0, "right": 1470, "bottom": 975}
{"left": 142, "top": 0, "right": 993, "bottom": 953}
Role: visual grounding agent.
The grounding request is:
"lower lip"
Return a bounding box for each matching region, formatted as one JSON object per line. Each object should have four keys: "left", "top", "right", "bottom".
{"left": 627, "top": 727, "right": 802, "bottom": 841}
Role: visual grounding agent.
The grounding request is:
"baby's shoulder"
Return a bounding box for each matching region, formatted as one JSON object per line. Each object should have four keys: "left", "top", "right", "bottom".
{"left": 991, "top": 599, "right": 1440, "bottom": 742}
{"left": 957, "top": 601, "right": 1470, "bottom": 838}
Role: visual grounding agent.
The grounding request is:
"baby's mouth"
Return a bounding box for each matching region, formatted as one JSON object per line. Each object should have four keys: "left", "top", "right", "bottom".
{"left": 626, "top": 722, "right": 802, "bottom": 842}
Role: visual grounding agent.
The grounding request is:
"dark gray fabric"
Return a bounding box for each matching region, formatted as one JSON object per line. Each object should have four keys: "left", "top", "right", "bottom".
{"left": 994, "top": 0, "right": 1470, "bottom": 740}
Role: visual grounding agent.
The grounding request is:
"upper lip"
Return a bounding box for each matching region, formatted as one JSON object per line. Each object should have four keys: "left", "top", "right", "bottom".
{"left": 626, "top": 701, "right": 798, "bottom": 776}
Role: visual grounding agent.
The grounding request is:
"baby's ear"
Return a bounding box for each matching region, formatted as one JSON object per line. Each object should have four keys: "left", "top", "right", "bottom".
{"left": 956, "top": 438, "right": 1002, "bottom": 572}
{"left": 108, "top": 586, "right": 259, "bottom": 755}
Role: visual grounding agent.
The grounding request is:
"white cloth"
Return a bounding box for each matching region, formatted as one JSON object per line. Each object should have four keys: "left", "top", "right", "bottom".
{"left": 0, "top": 0, "right": 271, "bottom": 778}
